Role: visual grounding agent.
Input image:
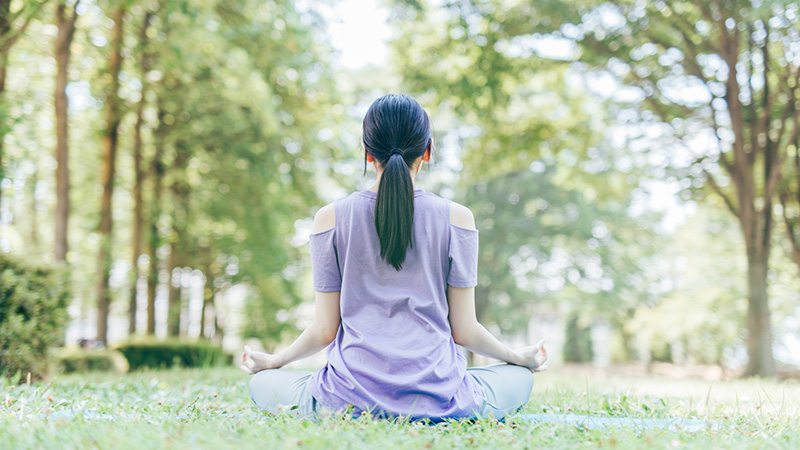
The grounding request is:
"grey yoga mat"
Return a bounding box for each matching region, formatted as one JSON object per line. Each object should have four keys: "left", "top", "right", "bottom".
{"left": 514, "top": 413, "right": 720, "bottom": 432}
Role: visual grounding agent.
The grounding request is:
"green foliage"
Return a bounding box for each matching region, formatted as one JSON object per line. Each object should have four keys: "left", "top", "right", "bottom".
{"left": 55, "top": 348, "right": 129, "bottom": 374}
{"left": 391, "top": 0, "right": 663, "bottom": 356}
{"left": 461, "top": 166, "right": 659, "bottom": 343}
{"left": 630, "top": 208, "right": 747, "bottom": 366}
{"left": 0, "top": 254, "right": 70, "bottom": 382}
{"left": 136, "top": 0, "right": 338, "bottom": 343}
{"left": 3, "top": 0, "right": 342, "bottom": 345}
{"left": 115, "top": 339, "right": 231, "bottom": 370}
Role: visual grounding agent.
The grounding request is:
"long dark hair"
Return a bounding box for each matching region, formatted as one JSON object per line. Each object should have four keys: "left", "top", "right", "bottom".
{"left": 362, "top": 94, "right": 432, "bottom": 271}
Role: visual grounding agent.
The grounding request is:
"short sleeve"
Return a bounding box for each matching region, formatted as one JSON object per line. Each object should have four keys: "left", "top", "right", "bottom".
{"left": 447, "top": 225, "right": 479, "bottom": 288}
{"left": 309, "top": 228, "right": 341, "bottom": 292}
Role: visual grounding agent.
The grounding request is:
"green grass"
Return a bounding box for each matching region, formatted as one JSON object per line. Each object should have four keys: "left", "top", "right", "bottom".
{"left": 2, "top": 367, "right": 799, "bottom": 449}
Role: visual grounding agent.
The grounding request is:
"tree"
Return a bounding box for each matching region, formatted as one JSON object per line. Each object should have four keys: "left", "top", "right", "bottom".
{"left": 128, "top": 9, "right": 153, "bottom": 335}
{"left": 398, "top": 0, "right": 799, "bottom": 377}
{"left": 1, "top": 0, "right": 339, "bottom": 347}
{"left": 95, "top": 5, "right": 124, "bottom": 344}
{"left": 631, "top": 206, "right": 747, "bottom": 367}
{"left": 0, "top": 0, "right": 49, "bottom": 219}
{"left": 546, "top": 0, "right": 797, "bottom": 377}
{"left": 778, "top": 129, "right": 800, "bottom": 273}
{"left": 145, "top": 94, "right": 166, "bottom": 336}
{"left": 391, "top": 1, "right": 658, "bottom": 361}
{"left": 53, "top": 0, "right": 80, "bottom": 262}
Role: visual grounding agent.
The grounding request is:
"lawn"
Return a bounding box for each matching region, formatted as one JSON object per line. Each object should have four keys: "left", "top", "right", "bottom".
{"left": 2, "top": 366, "right": 799, "bottom": 449}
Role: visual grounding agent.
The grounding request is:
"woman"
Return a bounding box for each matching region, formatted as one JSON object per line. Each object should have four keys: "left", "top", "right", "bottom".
{"left": 241, "top": 94, "right": 547, "bottom": 421}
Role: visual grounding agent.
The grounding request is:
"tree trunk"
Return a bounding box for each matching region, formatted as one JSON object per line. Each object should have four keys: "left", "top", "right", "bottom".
{"left": 744, "top": 243, "right": 775, "bottom": 377}
{"left": 199, "top": 263, "right": 211, "bottom": 339}
{"left": 0, "top": 53, "right": 6, "bottom": 219}
{"left": 166, "top": 141, "right": 190, "bottom": 337}
{"left": 0, "top": 0, "right": 9, "bottom": 223}
{"left": 212, "top": 286, "right": 225, "bottom": 344}
{"left": 145, "top": 190, "right": 160, "bottom": 336}
{"left": 0, "top": 0, "right": 50, "bottom": 218}
{"left": 145, "top": 97, "right": 168, "bottom": 335}
{"left": 128, "top": 11, "right": 152, "bottom": 336}
{"left": 26, "top": 167, "right": 39, "bottom": 250}
{"left": 54, "top": 0, "right": 79, "bottom": 262}
{"left": 95, "top": 7, "right": 125, "bottom": 344}
{"left": 166, "top": 244, "right": 181, "bottom": 337}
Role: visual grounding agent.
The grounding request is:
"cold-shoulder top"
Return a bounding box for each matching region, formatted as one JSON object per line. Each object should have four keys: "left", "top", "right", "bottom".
{"left": 307, "top": 189, "right": 484, "bottom": 419}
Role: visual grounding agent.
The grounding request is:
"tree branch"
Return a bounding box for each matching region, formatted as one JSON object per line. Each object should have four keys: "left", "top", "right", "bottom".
{"left": 0, "top": 0, "right": 50, "bottom": 53}
{"left": 746, "top": 21, "right": 759, "bottom": 163}
{"left": 778, "top": 191, "right": 799, "bottom": 256}
{"left": 701, "top": 160, "right": 739, "bottom": 217}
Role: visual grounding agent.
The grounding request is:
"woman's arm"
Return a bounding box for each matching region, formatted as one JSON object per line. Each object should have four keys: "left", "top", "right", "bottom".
{"left": 447, "top": 285, "right": 547, "bottom": 371}
{"left": 241, "top": 290, "right": 340, "bottom": 373}
{"left": 241, "top": 204, "right": 341, "bottom": 374}
{"left": 448, "top": 201, "right": 547, "bottom": 371}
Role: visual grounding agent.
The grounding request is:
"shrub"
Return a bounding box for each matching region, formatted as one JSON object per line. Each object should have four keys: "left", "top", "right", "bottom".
{"left": 116, "top": 339, "right": 232, "bottom": 370}
{"left": 0, "top": 253, "right": 70, "bottom": 382}
{"left": 55, "top": 348, "right": 129, "bottom": 373}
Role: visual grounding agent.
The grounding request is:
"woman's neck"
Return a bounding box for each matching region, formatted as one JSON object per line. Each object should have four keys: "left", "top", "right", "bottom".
{"left": 368, "top": 172, "right": 418, "bottom": 192}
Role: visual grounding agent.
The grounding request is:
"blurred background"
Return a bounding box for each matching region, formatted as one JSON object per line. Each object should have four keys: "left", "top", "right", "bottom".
{"left": 0, "top": 0, "right": 799, "bottom": 380}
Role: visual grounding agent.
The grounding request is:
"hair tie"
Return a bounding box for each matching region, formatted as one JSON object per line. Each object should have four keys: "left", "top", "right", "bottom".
{"left": 390, "top": 148, "right": 404, "bottom": 156}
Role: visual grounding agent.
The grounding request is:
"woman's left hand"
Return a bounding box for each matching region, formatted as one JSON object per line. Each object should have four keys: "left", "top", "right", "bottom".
{"left": 514, "top": 339, "right": 548, "bottom": 373}
{"left": 240, "top": 345, "right": 281, "bottom": 374}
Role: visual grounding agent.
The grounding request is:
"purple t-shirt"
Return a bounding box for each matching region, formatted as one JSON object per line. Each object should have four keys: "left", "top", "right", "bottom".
{"left": 307, "top": 189, "right": 485, "bottom": 419}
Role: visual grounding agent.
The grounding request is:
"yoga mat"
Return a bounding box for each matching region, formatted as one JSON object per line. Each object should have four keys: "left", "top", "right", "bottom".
{"left": 515, "top": 414, "right": 720, "bottom": 432}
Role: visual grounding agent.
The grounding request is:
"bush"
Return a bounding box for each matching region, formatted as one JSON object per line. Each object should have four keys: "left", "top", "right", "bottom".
{"left": 116, "top": 339, "right": 232, "bottom": 370}
{"left": 55, "top": 348, "right": 130, "bottom": 373}
{"left": 0, "top": 254, "right": 70, "bottom": 382}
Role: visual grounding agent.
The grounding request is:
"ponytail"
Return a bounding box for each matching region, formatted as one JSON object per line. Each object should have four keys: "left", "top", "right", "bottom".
{"left": 375, "top": 150, "right": 414, "bottom": 270}
{"left": 362, "top": 94, "right": 432, "bottom": 271}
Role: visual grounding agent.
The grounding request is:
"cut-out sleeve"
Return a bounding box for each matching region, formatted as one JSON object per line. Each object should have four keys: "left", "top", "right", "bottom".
{"left": 447, "top": 225, "right": 479, "bottom": 288}
{"left": 309, "top": 228, "right": 341, "bottom": 292}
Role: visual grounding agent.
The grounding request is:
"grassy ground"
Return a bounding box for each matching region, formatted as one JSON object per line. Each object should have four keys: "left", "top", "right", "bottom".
{"left": 1, "top": 366, "right": 799, "bottom": 449}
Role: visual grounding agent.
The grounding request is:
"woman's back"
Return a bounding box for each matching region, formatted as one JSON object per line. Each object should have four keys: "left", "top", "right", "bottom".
{"left": 308, "top": 188, "right": 485, "bottom": 419}
{"left": 244, "top": 94, "right": 545, "bottom": 422}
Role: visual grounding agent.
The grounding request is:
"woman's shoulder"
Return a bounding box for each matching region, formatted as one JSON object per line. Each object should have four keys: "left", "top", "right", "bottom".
{"left": 312, "top": 203, "right": 336, "bottom": 234}
{"left": 311, "top": 191, "right": 366, "bottom": 233}
{"left": 448, "top": 201, "right": 476, "bottom": 230}
{"left": 414, "top": 192, "right": 476, "bottom": 230}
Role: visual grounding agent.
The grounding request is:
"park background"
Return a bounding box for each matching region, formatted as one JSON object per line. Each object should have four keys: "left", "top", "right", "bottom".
{"left": 2, "top": 0, "right": 800, "bottom": 385}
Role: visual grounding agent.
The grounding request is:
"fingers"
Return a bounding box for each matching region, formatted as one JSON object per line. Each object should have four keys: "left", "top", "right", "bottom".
{"left": 240, "top": 346, "right": 256, "bottom": 374}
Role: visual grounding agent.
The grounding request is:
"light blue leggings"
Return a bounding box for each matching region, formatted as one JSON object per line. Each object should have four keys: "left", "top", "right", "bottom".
{"left": 249, "top": 363, "right": 534, "bottom": 420}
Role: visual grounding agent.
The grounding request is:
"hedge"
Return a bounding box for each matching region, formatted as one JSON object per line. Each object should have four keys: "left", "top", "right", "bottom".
{"left": 0, "top": 253, "right": 70, "bottom": 382}
{"left": 116, "top": 339, "right": 232, "bottom": 370}
{"left": 55, "top": 348, "right": 129, "bottom": 373}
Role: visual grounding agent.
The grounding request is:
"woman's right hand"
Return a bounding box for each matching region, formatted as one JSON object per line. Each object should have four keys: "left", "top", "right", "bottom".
{"left": 514, "top": 339, "right": 548, "bottom": 372}
{"left": 240, "top": 345, "right": 281, "bottom": 374}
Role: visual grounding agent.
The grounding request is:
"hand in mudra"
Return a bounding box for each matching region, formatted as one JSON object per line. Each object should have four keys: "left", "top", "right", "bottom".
{"left": 240, "top": 345, "right": 280, "bottom": 374}
{"left": 516, "top": 339, "right": 548, "bottom": 373}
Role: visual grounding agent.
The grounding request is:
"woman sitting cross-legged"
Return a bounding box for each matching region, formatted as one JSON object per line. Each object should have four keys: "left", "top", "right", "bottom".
{"left": 241, "top": 94, "right": 548, "bottom": 422}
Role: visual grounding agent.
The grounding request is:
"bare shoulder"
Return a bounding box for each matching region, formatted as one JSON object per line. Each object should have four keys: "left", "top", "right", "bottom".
{"left": 312, "top": 203, "right": 336, "bottom": 233}
{"left": 449, "top": 201, "right": 476, "bottom": 230}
